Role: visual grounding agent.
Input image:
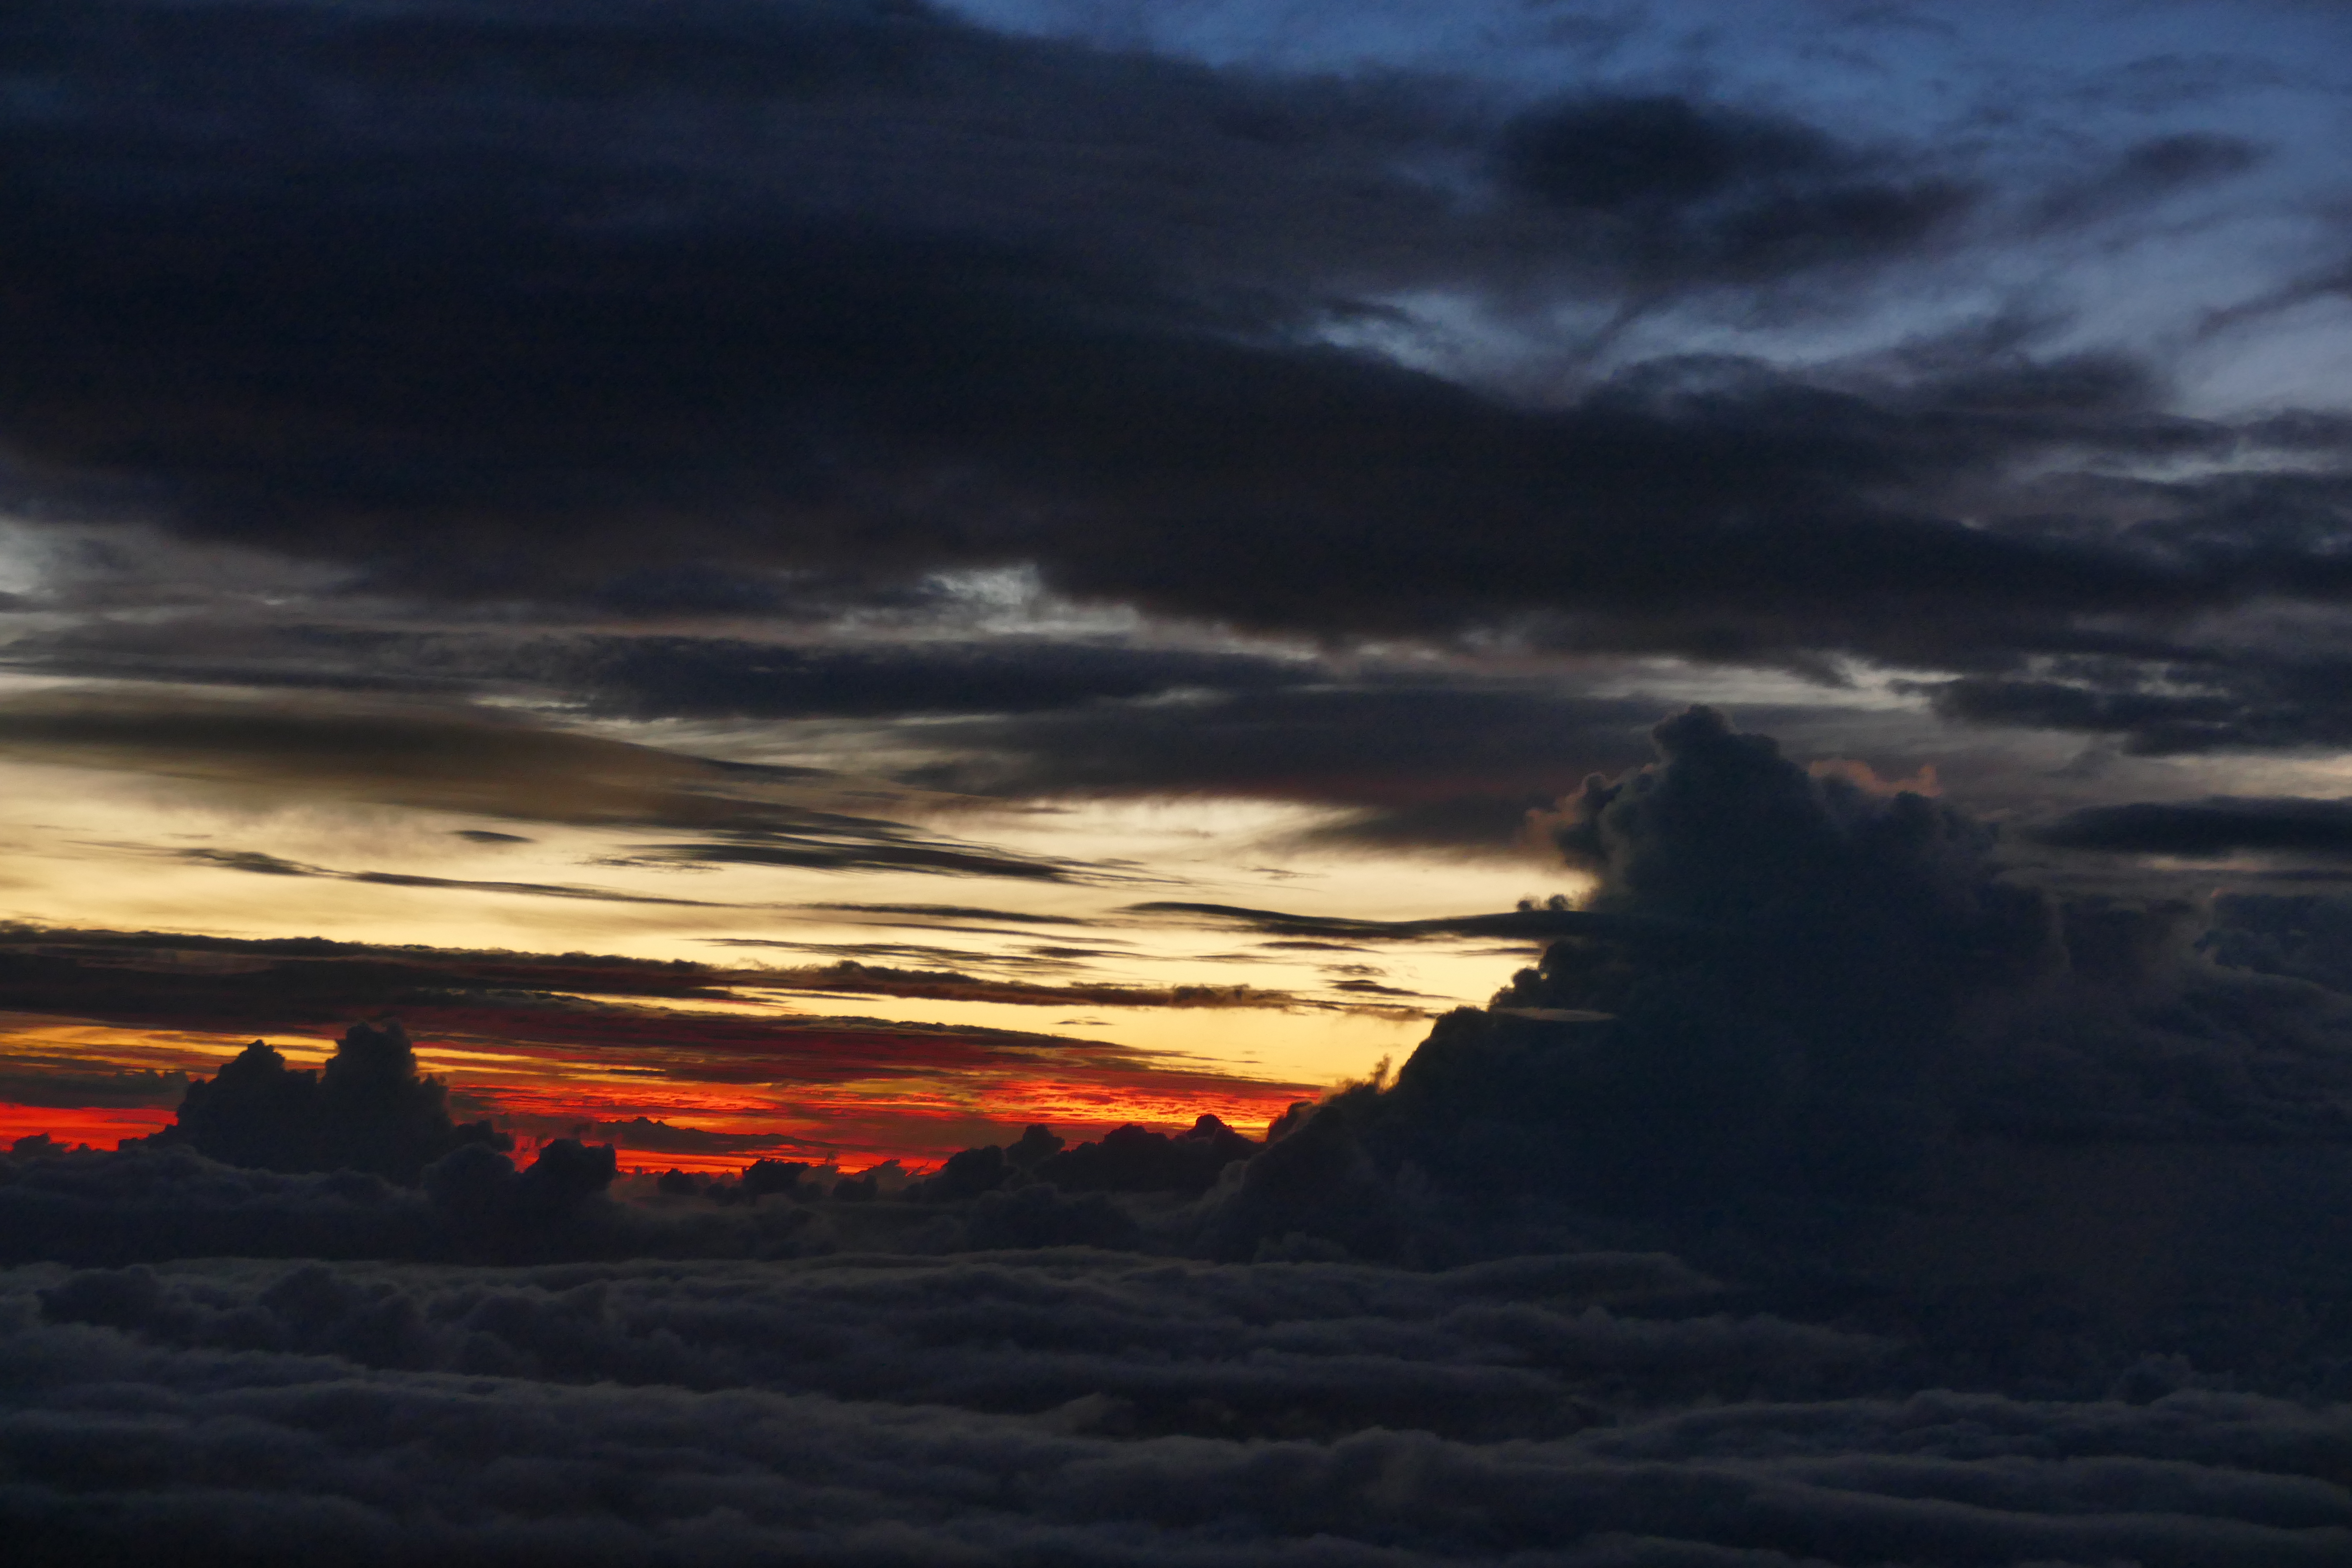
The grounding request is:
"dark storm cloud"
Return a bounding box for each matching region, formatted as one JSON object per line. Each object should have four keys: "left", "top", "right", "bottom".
{"left": 0, "top": 0, "right": 2327, "bottom": 674}
{"left": 20, "top": 700, "right": 2352, "bottom": 1561}
{"left": 2032, "top": 796, "right": 2352, "bottom": 857}
{"left": 0, "top": 1146, "right": 441, "bottom": 1265}
{"left": 1188, "top": 709, "right": 2352, "bottom": 1275}
{"left": 0, "top": 1248, "right": 1843, "bottom": 1433}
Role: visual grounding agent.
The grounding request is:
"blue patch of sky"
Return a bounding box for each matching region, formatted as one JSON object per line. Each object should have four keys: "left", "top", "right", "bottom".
{"left": 934, "top": 2, "right": 2352, "bottom": 417}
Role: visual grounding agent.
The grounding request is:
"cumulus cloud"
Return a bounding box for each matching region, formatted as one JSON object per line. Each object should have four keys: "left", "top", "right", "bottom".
{"left": 1186, "top": 709, "right": 2352, "bottom": 1268}
{"left": 154, "top": 1020, "right": 502, "bottom": 1183}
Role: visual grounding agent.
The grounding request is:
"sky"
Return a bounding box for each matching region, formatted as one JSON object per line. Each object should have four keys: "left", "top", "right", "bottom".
{"left": 20, "top": 3, "right": 2352, "bottom": 1563}
{"left": 6, "top": 0, "right": 2352, "bottom": 1169}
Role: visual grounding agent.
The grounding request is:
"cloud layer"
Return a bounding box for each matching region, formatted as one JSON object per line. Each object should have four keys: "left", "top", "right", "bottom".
{"left": 7, "top": 1246, "right": 2352, "bottom": 1565}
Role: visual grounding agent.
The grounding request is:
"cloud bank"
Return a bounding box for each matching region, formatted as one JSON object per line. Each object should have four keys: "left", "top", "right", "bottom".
{"left": 14, "top": 708, "right": 2352, "bottom": 1563}
{"left": 7, "top": 1246, "right": 2352, "bottom": 1565}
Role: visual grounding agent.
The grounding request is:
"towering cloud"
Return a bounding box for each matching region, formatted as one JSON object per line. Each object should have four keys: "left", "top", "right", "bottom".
{"left": 156, "top": 1020, "right": 505, "bottom": 1183}
{"left": 1201, "top": 709, "right": 2352, "bottom": 1259}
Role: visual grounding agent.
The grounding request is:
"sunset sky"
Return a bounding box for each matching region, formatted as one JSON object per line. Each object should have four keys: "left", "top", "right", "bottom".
{"left": 25, "top": 8, "right": 2352, "bottom": 1565}
{"left": 7, "top": 0, "right": 2352, "bottom": 1170}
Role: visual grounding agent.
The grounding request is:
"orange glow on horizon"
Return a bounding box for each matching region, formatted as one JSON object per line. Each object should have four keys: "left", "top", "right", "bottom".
{"left": 1, "top": 1003, "right": 1323, "bottom": 1173}
{"left": 0, "top": 1102, "right": 175, "bottom": 1151}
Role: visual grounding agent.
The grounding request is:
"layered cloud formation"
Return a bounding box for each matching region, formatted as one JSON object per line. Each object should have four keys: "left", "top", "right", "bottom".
{"left": 1, "top": 0, "right": 2349, "bottom": 753}
{"left": 10, "top": 3, "right": 2352, "bottom": 1559}
{"left": 8, "top": 1245, "right": 2352, "bottom": 1565}
{"left": 11, "top": 709, "right": 2352, "bottom": 1563}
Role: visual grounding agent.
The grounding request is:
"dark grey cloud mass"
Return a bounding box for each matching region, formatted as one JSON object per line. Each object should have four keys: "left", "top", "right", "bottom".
{"left": 0, "top": 0, "right": 2346, "bottom": 848}
{"left": 1115, "top": 709, "right": 2352, "bottom": 1281}
{"left": 6, "top": 1242, "right": 2352, "bottom": 1565}
{"left": 0, "top": 0, "right": 2339, "bottom": 686}
{"left": 1345, "top": 711, "right": 2352, "bottom": 1199}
